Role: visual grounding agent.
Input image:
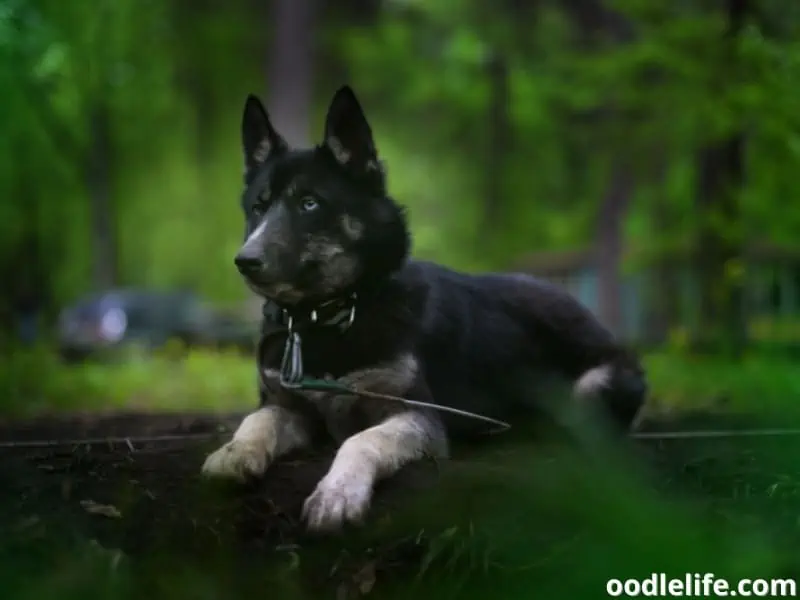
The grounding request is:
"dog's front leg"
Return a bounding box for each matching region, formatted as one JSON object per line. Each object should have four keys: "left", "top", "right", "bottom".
{"left": 302, "top": 407, "right": 447, "bottom": 531}
{"left": 202, "top": 400, "right": 310, "bottom": 482}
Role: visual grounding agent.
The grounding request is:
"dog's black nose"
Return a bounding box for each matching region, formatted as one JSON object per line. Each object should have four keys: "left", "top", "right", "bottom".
{"left": 234, "top": 253, "right": 263, "bottom": 274}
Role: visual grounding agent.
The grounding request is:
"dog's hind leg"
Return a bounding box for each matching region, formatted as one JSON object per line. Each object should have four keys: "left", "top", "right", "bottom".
{"left": 302, "top": 409, "right": 447, "bottom": 531}
{"left": 201, "top": 405, "right": 310, "bottom": 482}
{"left": 573, "top": 355, "right": 648, "bottom": 432}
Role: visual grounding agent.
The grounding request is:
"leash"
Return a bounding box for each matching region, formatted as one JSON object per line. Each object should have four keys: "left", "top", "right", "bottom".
{"left": 268, "top": 305, "right": 800, "bottom": 440}
{"left": 281, "top": 377, "right": 513, "bottom": 434}
{"left": 631, "top": 428, "right": 800, "bottom": 440}
{"left": 0, "top": 432, "right": 223, "bottom": 449}
{"left": 273, "top": 311, "right": 512, "bottom": 435}
{"left": 7, "top": 302, "right": 794, "bottom": 448}
{"left": 5, "top": 427, "right": 800, "bottom": 450}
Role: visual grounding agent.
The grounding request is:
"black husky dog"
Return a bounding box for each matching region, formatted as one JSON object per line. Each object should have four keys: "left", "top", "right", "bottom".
{"left": 201, "top": 85, "right": 647, "bottom": 531}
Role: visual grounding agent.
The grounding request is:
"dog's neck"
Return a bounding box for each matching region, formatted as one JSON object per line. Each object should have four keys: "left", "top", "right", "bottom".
{"left": 271, "top": 293, "right": 358, "bottom": 333}
{"left": 261, "top": 265, "right": 406, "bottom": 334}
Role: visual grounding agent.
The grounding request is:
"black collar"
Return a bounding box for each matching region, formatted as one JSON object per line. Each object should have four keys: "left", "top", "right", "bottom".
{"left": 259, "top": 293, "right": 356, "bottom": 389}
{"left": 268, "top": 292, "right": 358, "bottom": 334}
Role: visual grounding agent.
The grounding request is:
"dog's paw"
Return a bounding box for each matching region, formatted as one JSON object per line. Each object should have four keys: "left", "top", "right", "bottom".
{"left": 201, "top": 440, "right": 270, "bottom": 482}
{"left": 301, "top": 468, "right": 373, "bottom": 532}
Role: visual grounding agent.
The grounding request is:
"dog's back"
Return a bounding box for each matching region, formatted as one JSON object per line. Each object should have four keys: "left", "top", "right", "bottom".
{"left": 399, "top": 259, "right": 646, "bottom": 434}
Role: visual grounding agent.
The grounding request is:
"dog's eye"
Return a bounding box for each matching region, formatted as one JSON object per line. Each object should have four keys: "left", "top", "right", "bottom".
{"left": 299, "top": 196, "right": 320, "bottom": 212}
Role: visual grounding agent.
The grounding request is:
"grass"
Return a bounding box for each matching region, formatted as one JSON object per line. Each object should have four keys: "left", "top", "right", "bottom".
{"left": 3, "top": 343, "right": 800, "bottom": 418}
{"left": 0, "top": 343, "right": 254, "bottom": 416}
{"left": 644, "top": 350, "right": 800, "bottom": 418}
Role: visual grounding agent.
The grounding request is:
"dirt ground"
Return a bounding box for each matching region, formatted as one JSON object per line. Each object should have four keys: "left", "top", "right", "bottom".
{"left": 0, "top": 412, "right": 444, "bottom": 559}
{"left": 3, "top": 409, "right": 799, "bottom": 597}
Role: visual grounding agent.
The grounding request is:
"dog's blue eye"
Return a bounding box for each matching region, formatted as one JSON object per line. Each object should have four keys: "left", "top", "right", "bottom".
{"left": 300, "top": 197, "right": 319, "bottom": 212}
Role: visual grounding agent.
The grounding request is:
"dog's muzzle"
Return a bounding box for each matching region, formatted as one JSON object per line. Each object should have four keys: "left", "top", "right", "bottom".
{"left": 234, "top": 251, "right": 264, "bottom": 277}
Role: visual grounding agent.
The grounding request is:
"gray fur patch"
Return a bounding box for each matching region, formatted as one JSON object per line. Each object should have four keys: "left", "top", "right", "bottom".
{"left": 574, "top": 365, "right": 611, "bottom": 398}
{"left": 300, "top": 236, "right": 360, "bottom": 294}
{"left": 326, "top": 135, "right": 351, "bottom": 165}
{"left": 341, "top": 215, "right": 364, "bottom": 241}
{"left": 246, "top": 280, "right": 305, "bottom": 303}
{"left": 309, "top": 353, "right": 420, "bottom": 442}
{"left": 337, "top": 353, "right": 419, "bottom": 395}
{"left": 241, "top": 207, "right": 292, "bottom": 260}
{"left": 257, "top": 355, "right": 422, "bottom": 442}
{"left": 239, "top": 206, "right": 307, "bottom": 303}
{"left": 253, "top": 138, "right": 272, "bottom": 164}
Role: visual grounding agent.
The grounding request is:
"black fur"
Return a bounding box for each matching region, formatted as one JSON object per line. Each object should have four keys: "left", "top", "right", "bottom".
{"left": 203, "top": 85, "right": 648, "bottom": 530}
{"left": 235, "top": 85, "right": 647, "bottom": 438}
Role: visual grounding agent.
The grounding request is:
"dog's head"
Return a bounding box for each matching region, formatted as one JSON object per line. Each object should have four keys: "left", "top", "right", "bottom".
{"left": 234, "top": 86, "right": 410, "bottom": 307}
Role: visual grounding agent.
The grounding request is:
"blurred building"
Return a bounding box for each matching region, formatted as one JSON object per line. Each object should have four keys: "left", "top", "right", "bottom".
{"left": 513, "top": 242, "right": 800, "bottom": 346}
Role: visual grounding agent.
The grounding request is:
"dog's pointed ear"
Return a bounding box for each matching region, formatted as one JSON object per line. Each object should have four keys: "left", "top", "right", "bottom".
{"left": 242, "top": 94, "right": 287, "bottom": 175}
{"left": 323, "top": 86, "right": 380, "bottom": 173}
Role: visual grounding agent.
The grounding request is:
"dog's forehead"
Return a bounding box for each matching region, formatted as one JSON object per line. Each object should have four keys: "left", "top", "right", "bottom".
{"left": 243, "top": 148, "right": 342, "bottom": 206}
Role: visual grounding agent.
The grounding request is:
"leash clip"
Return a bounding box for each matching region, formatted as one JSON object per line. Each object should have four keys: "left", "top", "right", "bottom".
{"left": 277, "top": 293, "right": 357, "bottom": 390}
{"left": 279, "top": 316, "right": 305, "bottom": 389}
{"left": 345, "top": 294, "right": 357, "bottom": 329}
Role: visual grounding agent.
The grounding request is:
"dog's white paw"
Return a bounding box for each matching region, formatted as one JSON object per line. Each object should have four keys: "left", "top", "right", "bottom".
{"left": 302, "top": 468, "right": 373, "bottom": 531}
{"left": 201, "top": 440, "right": 269, "bottom": 482}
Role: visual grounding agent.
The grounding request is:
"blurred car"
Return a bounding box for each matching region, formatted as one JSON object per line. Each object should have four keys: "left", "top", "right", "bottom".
{"left": 56, "top": 288, "right": 259, "bottom": 362}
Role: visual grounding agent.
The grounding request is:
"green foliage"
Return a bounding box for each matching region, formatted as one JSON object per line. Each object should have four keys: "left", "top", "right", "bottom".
{"left": 0, "top": 0, "right": 266, "bottom": 304}
{"left": 1, "top": 0, "right": 799, "bottom": 303}
{"left": 0, "top": 345, "right": 253, "bottom": 416}
{"left": 4, "top": 2, "right": 800, "bottom": 595}
{"left": 336, "top": 0, "right": 800, "bottom": 270}
{"left": 644, "top": 350, "right": 800, "bottom": 416}
{"left": 5, "top": 345, "right": 800, "bottom": 428}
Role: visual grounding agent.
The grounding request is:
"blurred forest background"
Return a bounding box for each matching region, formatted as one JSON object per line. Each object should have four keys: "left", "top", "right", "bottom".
{"left": 6, "top": 2, "right": 800, "bottom": 598}
{"left": 2, "top": 0, "right": 800, "bottom": 415}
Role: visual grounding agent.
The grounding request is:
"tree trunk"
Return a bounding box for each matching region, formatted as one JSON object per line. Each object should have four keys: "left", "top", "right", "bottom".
{"left": 561, "top": 0, "right": 635, "bottom": 338}
{"left": 483, "top": 53, "right": 510, "bottom": 254}
{"left": 647, "top": 210, "right": 678, "bottom": 343}
{"left": 189, "top": 0, "right": 216, "bottom": 172}
{"left": 267, "top": 0, "right": 315, "bottom": 146}
{"left": 694, "top": 0, "right": 748, "bottom": 355}
{"left": 87, "top": 100, "right": 117, "bottom": 289}
{"left": 595, "top": 164, "right": 634, "bottom": 335}
{"left": 695, "top": 136, "right": 747, "bottom": 353}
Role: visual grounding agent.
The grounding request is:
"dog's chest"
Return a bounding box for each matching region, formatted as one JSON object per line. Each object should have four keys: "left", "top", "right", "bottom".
{"left": 260, "top": 324, "right": 373, "bottom": 374}
{"left": 257, "top": 315, "right": 416, "bottom": 440}
{"left": 261, "top": 367, "right": 367, "bottom": 441}
{"left": 306, "top": 389, "right": 364, "bottom": 441}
